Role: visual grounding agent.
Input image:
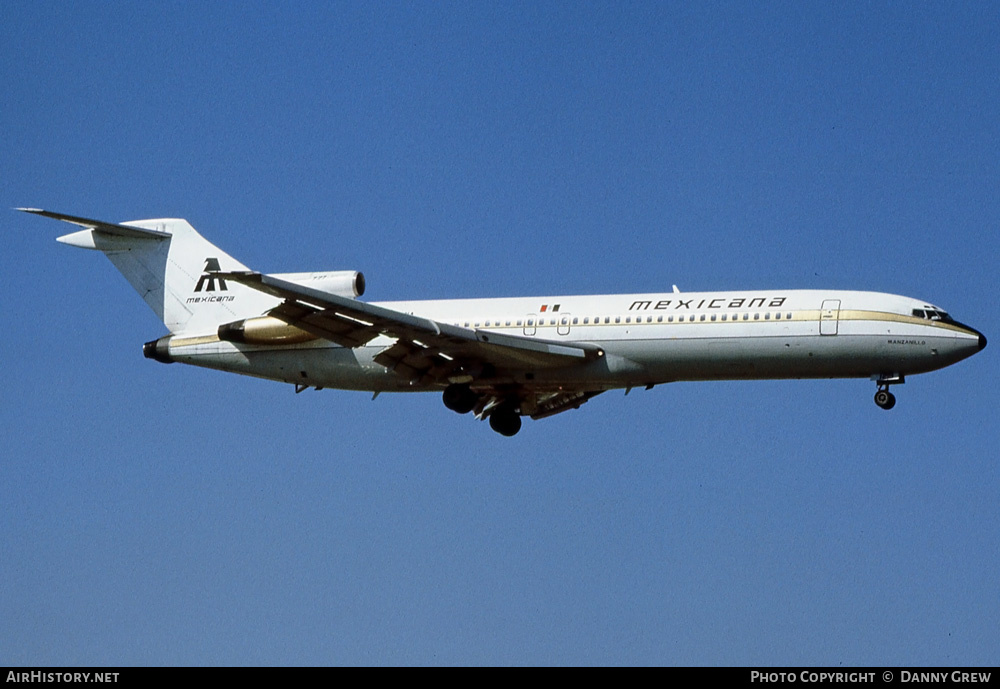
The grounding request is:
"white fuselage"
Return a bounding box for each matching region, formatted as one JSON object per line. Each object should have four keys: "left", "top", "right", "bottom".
{"left": 23, "top": 208, "right": 985, "bottom": 433}
{"left": 163, "top": 288, "right": 985, "bottom": 393}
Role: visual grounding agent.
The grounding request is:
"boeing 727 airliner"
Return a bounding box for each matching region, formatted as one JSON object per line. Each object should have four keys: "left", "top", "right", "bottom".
{"left": 21, "top": 209, "right": 986, "bottom": 436}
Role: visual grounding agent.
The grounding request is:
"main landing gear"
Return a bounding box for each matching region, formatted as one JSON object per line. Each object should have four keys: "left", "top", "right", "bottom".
{"left": 442, "top": 383, "right": 478, "bottom": 414}
{"left": 488, "top": 403, "right": 522, "bottom": 437}
{"left": 442, "top": 383, "right": 523, "bottom": 436}
{"left": 873, "top": 374, "right": 903, "bottom": 410}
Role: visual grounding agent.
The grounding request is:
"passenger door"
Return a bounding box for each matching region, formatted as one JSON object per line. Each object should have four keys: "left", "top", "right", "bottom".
{"left": 820, "top": 299, "right": 841, "bottom": 335}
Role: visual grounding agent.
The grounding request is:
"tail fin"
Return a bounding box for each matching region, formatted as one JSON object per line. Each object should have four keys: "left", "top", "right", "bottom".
{"left": 20, "top": 209, "right": 278, "bottom": 334}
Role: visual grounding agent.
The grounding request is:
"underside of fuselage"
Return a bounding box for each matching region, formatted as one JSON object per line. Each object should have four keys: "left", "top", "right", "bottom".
{"left": 152, "top": 309, "right": 985, "bottom": 435}
{"left": 162, "top": 329, "right": 982, "bottom": 390}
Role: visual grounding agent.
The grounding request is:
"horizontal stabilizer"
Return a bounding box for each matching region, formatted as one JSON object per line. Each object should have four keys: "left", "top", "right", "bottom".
{"left": 20, "top": 208, "right": 276, "bottom": 333}
{"left": 17, "top": 208, "right": 171, "bottom": 240}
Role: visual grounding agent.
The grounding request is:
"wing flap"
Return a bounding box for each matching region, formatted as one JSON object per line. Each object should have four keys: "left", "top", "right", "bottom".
{"left": 472, "top": 389, "right": 603, "bottom": 420}
{"left": 374, "top": 340, "right": 459, "bottom": 384}
{"left": 267, "top": 300, "right": 381, "bottom": 348}
{"left": 529, "top": 390, "right": 603, "bottom": 419}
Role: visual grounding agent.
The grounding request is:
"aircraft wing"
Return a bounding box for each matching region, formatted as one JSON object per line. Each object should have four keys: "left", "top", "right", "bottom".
{"left": 215, "top": 271, "right": 604, "bottom": 382}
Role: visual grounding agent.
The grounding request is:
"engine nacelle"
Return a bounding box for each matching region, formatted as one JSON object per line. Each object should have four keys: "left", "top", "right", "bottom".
{"left": 218, "top": 316, "right": 318, "bottom": 345}
{"left": 268, "top": 270, "right": 365, "bottom": 299}
{"left": 143, "top": 335, "right": 174, "bottom": 364}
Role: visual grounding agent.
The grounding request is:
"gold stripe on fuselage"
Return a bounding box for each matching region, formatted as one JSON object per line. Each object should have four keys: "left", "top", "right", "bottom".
{"left": 836, "top": 310, "right": 976, "bottom": 336}
{"left": 163, "top": 309, "right": 975, "bottom": 344}
{"left": 168, "top": 334, "right": 221, "bottom": 348}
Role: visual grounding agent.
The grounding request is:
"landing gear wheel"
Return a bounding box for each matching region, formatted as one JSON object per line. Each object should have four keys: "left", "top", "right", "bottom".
{"left": 874, "top": 389, "right": 896, "bottom": 410}
{"left": 442, "top": 384, "right": 477, "bottom": 414}
{"left": 489, "top": 408, "right": 522, "bottom": 436}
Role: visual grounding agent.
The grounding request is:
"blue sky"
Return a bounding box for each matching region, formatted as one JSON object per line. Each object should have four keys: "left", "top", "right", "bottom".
{"left": 2, "top": 1, "right": 997, "bottom": 666}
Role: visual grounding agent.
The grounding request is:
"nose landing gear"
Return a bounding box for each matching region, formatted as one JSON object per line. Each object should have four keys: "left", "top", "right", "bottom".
{"left": 873, "top": 374, "right": 904, "bottom": 410}
{"left": 874, "top": 387, "right": 896, "bottom": 410}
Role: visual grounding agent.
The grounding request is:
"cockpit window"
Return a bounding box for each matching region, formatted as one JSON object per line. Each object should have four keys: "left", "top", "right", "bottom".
{"left": 913, "top": 308, "right": 953, "bottom": 322}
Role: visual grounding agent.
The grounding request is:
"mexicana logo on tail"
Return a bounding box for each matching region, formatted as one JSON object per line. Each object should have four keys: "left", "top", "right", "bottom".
{"left": 194, "top": 258, "right": 228, "bottom": 293}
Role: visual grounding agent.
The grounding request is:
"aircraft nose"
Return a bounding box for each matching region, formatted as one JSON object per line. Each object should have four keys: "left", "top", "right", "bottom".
{"left": 950, "top": 320, "right": 986, "bottom": 354}
{"left": 963, "top": 324, "right": 987, "bottom": 351}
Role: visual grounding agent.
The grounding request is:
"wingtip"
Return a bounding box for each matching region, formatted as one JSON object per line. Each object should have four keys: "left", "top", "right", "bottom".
{"left": 15, "top": 207, "right": 43, "bottom": 213}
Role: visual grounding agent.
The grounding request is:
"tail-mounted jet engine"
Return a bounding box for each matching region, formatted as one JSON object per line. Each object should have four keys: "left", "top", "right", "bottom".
{"left": 267, "top": 270, "right": 365, "bottom": 299}
{"left": 218, "top": 316, "right": 317, "bottom": 345}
